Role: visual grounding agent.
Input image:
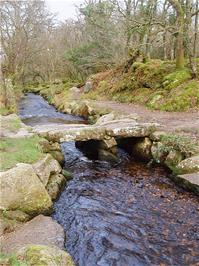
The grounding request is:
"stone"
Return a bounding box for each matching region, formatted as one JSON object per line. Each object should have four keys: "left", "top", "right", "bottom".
{"left": 172, "top": 172, "right": 199, "bottom": 195}
{"left": 84, "top": 81, "right": 93, "bottom": 93}
{"left": 33, "top": 120, "right": 156, "bottom": 143}
{"left": 165, "top": 150, "right": 183, "bottom": 171}
{"left": 6, "top": 245, "right": 75, "bottom": 266}
{"left": 46, "top": 174, "right": 66, "bottom": 200}
{"left": 99, "top": 137, "right": 117, "bottom": 150}
{"left": 1, "top": 210, "right": 30, "bottom": 222}
{"left": 70, "top": 86, "right": 81, "bottom": 93}
{"left": 175, "top": 155, "right": 199, "bottom": 174}
{"left": 98, "top": 149, "right": 118, "bottom": 163}
{"left": 33, "top": 154, "right": 62, "bottom": 186}
{"left": 0, "top": 217, "right": 22, "bottom": 236}
{"left": 151, "top": 142, "right": 168, "bottom": 164}
{"left": 132, "top": 137, "right": 152, "bottom": 161}
{"left": 0, "top": 114, "right": 32, "bottom": 138}
{"left": 50, "top": 150, "right": 65, "bottom": 164}
{"left": 1, "top": 215, "right": 65, "bottom": 254}
{"left": 0, "top": 163, "right": 52, "bottom": 215}
{"left": 96, "top": 112, "right": 139, "bottom": 125}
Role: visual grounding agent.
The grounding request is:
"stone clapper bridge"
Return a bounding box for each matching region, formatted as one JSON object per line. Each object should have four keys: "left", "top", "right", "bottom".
{"left": 33, "top": 113, "right": 199, "bottom": 195}
{"left": 33, "top": 114, "right": 156, "bottom": 157}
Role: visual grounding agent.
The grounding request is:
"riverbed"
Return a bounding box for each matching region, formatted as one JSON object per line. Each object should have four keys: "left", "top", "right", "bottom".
{"left": 19, "top": 93, "right": 199, "bottom": 266}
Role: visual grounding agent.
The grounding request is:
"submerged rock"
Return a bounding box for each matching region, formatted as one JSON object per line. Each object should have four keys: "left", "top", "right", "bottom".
{"left": 1, "top": 215, "right": 65, "bottom": 254}
{"left": 0, "top": 163, "right": 52, "bottom": 215}
{"left": 172, "top": 172, "right": 199, "bottom": 195}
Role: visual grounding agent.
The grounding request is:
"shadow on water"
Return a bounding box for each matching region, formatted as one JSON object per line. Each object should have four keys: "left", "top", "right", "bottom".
{"left": 18, "top": 93, "right": 199, "bottom": 266}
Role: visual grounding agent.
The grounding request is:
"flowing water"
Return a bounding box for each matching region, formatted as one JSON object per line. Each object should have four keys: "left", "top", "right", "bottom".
{"left": 19, "top": 93, "right": 199, "bottom": 266}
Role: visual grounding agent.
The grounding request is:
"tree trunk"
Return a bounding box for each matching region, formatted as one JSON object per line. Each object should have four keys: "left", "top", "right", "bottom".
{"left": 193, "top": 0, "right": 199, "bottom": 57}
{"left": 168, "top": 0, "right": 185, "bottom": 68}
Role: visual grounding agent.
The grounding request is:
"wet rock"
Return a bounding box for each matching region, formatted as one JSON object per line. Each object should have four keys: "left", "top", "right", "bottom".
{"left": 98, "top": 149, "right": 118, "bottom": 163}
{"left": 46, "top": 174, "right": 66, "bottom": 200}
{"left": 132, "top": 137, "right": 152, "bottom": 161}
{"left": 172, "top": 172, "right": 199, "bottom": 195}
{"left": 12, "top": 245, "right": 75, "bottom": 266}
{"left": 33, "top": 154, "right": 62, "bottom": 186}
{"left": 0, "top": 163, "right": 52, "bottom": 215}
{"left": 175, "top": 155, "right": 199, "bottom": 174}
{"left": 1, "top": 215, "right": 65, "bottom": 254}
{"left": 165, "top": 150, "right": 183, "bottom": 171}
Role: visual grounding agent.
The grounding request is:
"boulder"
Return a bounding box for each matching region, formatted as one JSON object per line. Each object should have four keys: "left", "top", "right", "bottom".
{"left": 171, "top": 172, "right": 199, "bottom": 195}
{"left": 46, "top": 174, "right": 66, "bottom": 200}
{"left": 33, "top": 154, "right": 62, "bottom": 186}
{"left": 96, "top": 112, "right": 139, "bottom": 125}
{"left": 132, "top": 137, "right": 152, "bottom": 161}
{"left": 1, "top": 245, "right": 75, "bottom": 266}
{"left": 98, "top": 149, "right": 118, "bottom": 163}
{"left": 0, "top": 217, "right": 22, "bottom": 236}
{"left": 0, "top": 163, "right": 52, "bottom": 215}
{"left": 71, "top": 102, "right": 95, "bottom": 118}
{"left": 175, "top": 155, "right": 199, "bottom": 174}
{"left": 1, "top": 210, "right": 30, "bottom": 222}
{"left": 151, "top": 142, "right": 168, "bottom": 164}
{"left": 50, "top": 150, "right": 65, "bottom": 164}
{"left": 99, "top": 137, "right": 117, "bottom": 150}
{"left": 84, "top": 81, "right": 93, "bottom": 93}
{"left": 1, "top": 215, "right": 65, "bottom": 254}
{"left": 165, "top": 150, "right": 183, "bottom": 171}
{"left": 69, "top": 86, "right": 81, "bottom": 94}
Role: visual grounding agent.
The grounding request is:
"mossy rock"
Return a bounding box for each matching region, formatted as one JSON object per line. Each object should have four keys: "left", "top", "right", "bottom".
{"left": 0, "top": 245, "right": 75, "bottom": 266}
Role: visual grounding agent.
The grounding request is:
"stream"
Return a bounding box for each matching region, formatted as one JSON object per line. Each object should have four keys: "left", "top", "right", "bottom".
{"left": 19, "top": 93, "right": 199, "bottom": 266}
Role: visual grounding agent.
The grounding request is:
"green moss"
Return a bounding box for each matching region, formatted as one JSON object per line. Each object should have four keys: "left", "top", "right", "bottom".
{"left": 159, "top": 134, "right": 199, "bottom": 157}
{"left": 163, "top": 68, "right": 191, "bottom": 90}
{"left": 160, "top": 80, "right": 199, "bottom": 111}
{"left": 0, "top": 253, "right": 28, "bottom": 266}
{"left": 0, "top": 107, "right": 11, "bottom": 116}
{"left": 0, "top": 136, "right": 44, "bottom": 171}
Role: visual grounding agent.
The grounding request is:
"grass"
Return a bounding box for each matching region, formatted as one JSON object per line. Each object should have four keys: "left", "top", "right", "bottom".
{"left": 158, "top": 134, "right": 199, "bottom": 157}
{"left": 0, "top": 136, "right": 44, "bottom": 171}
{"left": 0, "top": 253, "right": 28, "bottom": 266}
{"left": 1, "top": 115, "right": 22, "bottom": 133}
{"left": 0, "top": 107, "right": 11, "bottom": 116}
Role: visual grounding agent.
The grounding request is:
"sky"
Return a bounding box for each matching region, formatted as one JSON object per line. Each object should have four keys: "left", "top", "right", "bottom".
{"left": 45, "top": 0, "right": 83, "bottom": 21}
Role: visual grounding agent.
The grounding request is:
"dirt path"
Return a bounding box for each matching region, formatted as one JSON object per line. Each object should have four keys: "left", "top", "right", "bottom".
{"left": 90, "top": 100, "right": 199, "bottom": 141}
